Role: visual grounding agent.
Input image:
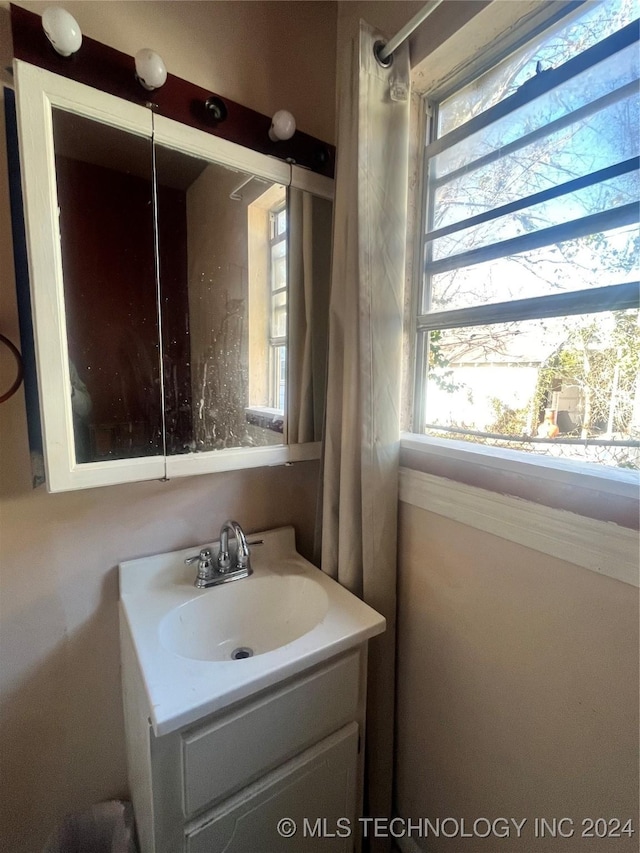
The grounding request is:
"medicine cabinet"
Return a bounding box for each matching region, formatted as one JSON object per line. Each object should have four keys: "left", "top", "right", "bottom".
{"left": 13, "top": 61, "right": 333, "bottom": 491}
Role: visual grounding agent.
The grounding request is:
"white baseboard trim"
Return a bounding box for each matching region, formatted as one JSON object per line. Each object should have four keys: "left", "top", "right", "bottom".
{"left": 399, "top": 467, "right": 639, "bottom": 588}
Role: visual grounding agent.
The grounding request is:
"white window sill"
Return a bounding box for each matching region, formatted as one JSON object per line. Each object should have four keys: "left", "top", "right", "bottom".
{"left": 400, "top": 432, "right": 638, "bottom": 500}
{"left": 400, "top": 434, "right": 639, "bottom": 532}
{"left": 245, "top": 406, "right": 284, "bottom": 419}
{"left": 399, "top": 434, "right": 639, "bottom": 586}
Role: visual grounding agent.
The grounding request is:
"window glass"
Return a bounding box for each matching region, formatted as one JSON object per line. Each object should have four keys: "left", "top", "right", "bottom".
{"left": 438, "top": 0, "right": 638, "bottom": 135}
{"left": 431, "top": 174, "right": 639, "bottom": 264}
{"left": 417, "top": 0, "right": 640, "bottom": 470}
{"left": 269, "top": 205, "right": 287, "bottom": 410}
{"left": 422, "top": 310, "right": 639, "bottom": 468}
{"left": 428, "top": 222, "right": 637, "bottom": 311}
{"left": 434, "top": 43, "right": 639, "bottom": 184}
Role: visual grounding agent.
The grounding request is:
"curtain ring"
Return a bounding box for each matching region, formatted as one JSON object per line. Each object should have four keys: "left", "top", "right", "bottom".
{"left": 374, "top": 40, "right": 394, "bottom": 68}
{"left": 0, "top": 334, "right": 24, "bottom": 403}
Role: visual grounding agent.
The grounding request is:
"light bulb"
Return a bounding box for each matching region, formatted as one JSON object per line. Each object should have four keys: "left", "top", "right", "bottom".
{"left": 135, "top": 49, "right": 167, "bottom": 91}
{"left": 269, "top": 110, "right": 296, "bottom": 142}
{"left": 42, "top": 7, "right": 82, "bottom": 57}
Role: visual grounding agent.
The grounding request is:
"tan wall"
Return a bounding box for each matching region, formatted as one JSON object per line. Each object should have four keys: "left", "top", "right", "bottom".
{"left": 396, "top": 500, "right": 639, "bottom": 852}
{"left": 0, "top": 3, "right": 335, "bottom": 851}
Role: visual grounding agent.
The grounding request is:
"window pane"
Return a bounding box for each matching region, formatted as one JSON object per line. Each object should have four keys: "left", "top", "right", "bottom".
{"left": 418, "top": 0, "right": 640, "bottom": 472}
{"left": 426, "top": 223, "right": 639, "bottom": 312}
{"left": 269, "top": 344, "right": 286, "bottom": 411}
{"left": 271, "top": 240, "right": 287, "bottom": 290}
{"left": 422, "top": 309, "right": 640, "bottom": 468}
{"left": 432, "top": 41, "right": 639, "bottom": 187}
{"left": 277, "top": 345, "right": 286, "bottom": 411}
{"left": 431, "top": 171, "right": 640, "bottom": 262}
{"left": 438, "top": 0, "right": 638, "bottom": 135}
{"left": 271, "top": 298, "right": 287, "bottom": 338}
{"left": 272, "top": 291, "right": 287, "bottom": 310}
{"left": 432, "top": 98, "right": 639, "bottom": 243}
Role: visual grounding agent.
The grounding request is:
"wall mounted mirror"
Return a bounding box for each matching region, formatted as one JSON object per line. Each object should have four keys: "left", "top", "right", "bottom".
{"left": 13, "top": 61, "right": 333, "bottom": 491}
{"left": 154, "top": 146, "right": 288, "bottom": 455}
{"left": 53, "top": 108, "right": 161, "bottom": 466}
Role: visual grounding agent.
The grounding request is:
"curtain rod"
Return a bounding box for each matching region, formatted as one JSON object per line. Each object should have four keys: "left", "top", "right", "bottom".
{"left": 376, "top": 0, "right": 445, "bottom": 63}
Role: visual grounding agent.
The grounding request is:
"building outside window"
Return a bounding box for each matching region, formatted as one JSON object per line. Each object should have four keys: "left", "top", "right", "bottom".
{"left": 413, "top": 0, "right": 639, "bottom": 469}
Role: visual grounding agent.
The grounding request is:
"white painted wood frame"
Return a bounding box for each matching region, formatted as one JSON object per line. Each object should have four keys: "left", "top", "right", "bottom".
{"left": 14, "top": 63, "right": 332, "bottom": 489}
{"left": 399, "top": 467, "right": 640, "bottom": 588}
{"left": 291, "top": 164, "right": 335, "bottom": 200}
{"left": 14, "top": 60, "right": 165, "bottom": 491}
{"left": 153, "top": 114, "right": 290, "bottom": 186}
{"left": 154, "top": 116, "right": 325, "bottom": 479}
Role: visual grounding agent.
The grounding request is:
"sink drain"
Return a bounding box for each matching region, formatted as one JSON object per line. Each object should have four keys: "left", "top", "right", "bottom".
{"left": 231, "top": 647, "right": 254, "bottom": 660}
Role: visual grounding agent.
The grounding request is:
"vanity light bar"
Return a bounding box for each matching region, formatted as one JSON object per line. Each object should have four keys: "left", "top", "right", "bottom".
{"left": 10, "top": 4, "right": 335, "bottom": 178}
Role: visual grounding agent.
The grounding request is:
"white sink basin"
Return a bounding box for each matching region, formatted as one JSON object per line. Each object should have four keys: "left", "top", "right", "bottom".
{"left": 119, "top": 526, "right": 385, "bottom": 736}
{"left": 159, "top": 574, "right": 329, "bottom": 661}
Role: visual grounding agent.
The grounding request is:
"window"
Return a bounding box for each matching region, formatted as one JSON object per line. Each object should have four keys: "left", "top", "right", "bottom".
{"left": 246, "top": 184, "right": 286, "bottom": 439}
{"left": 414, "top": 0, "right": 639, "bottom": 470}
{"left": 269, "top": 204, "right": 287, "bottom": 411}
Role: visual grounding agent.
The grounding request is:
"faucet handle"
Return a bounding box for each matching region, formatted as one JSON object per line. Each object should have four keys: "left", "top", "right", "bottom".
{"left": 185, "top": 548, "right": 217, "bottom": 588}
{"left": 184, "top": 547, "right": 213, "bottom": 566}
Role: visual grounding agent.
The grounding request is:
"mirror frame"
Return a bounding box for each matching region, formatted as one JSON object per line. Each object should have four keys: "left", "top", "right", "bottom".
{"left": 14, "top": 60, "right": 333, "bottom": 491}
{"left": 15, "top": 60, "right": 164, "bottom": 491}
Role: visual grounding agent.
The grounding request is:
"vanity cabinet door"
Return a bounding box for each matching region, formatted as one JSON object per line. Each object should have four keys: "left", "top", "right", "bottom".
{"left": 185, "top": 723, "right": 358, "bottom": 853}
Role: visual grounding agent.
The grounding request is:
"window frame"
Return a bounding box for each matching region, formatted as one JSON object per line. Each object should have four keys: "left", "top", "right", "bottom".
{"left": 408, "top": 1, "right": 640, "bottom": 484}
{"left": 268, "top": 201, "right": 287, "bottom": 412}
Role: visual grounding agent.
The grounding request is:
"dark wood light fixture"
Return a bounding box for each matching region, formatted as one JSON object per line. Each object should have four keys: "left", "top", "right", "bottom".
{"left": 10, "top": 4, "right": 335, "bottom": 178}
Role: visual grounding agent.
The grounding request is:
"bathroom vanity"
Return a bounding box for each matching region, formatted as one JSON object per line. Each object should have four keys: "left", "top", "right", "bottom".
{"left": 119, "top": 527, "right": 385, "bottom": 852}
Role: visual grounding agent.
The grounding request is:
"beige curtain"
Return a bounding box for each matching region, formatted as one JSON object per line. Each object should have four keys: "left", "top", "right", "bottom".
{"left": 321, "top": 19, "right": 409, "bottom": 850}
{"left": 288, "top": 188, "right": 332, "bottom": 444}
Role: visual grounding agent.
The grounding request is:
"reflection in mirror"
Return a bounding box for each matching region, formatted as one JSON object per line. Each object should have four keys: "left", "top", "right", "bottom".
{"left": 288, "top": 188, "right": 332, "bottom": 444}
{"left": 155, "top": 145, "right": 288, "bottom": 453}
{"left": 53, "top": 109, "right": 161, "bottom": 464}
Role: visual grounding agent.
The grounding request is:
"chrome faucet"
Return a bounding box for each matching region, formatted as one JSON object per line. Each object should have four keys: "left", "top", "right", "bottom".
{"left": 184, "top": 520, "right": 253, "bottom": 588}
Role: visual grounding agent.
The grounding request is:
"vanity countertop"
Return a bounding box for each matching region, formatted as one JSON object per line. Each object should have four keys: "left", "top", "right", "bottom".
{"left": 119, "top": 526, "right": 385, "bottom": 736}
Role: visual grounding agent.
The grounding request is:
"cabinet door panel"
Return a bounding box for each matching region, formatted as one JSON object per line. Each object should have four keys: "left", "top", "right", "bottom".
{"left": 153, "top": 144, "right": 287, "bottom": 456}
{"left": 14, "top": 62, "right": 333, "bottom": 489}
{"left": 53, "top": 110, "right": 162, "bottom": 465}
{"left": 186, "top": 723, "right": 358, "bottom": 853}
{"left": 14, "top": 60, "right": 165, "bottom": 491}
